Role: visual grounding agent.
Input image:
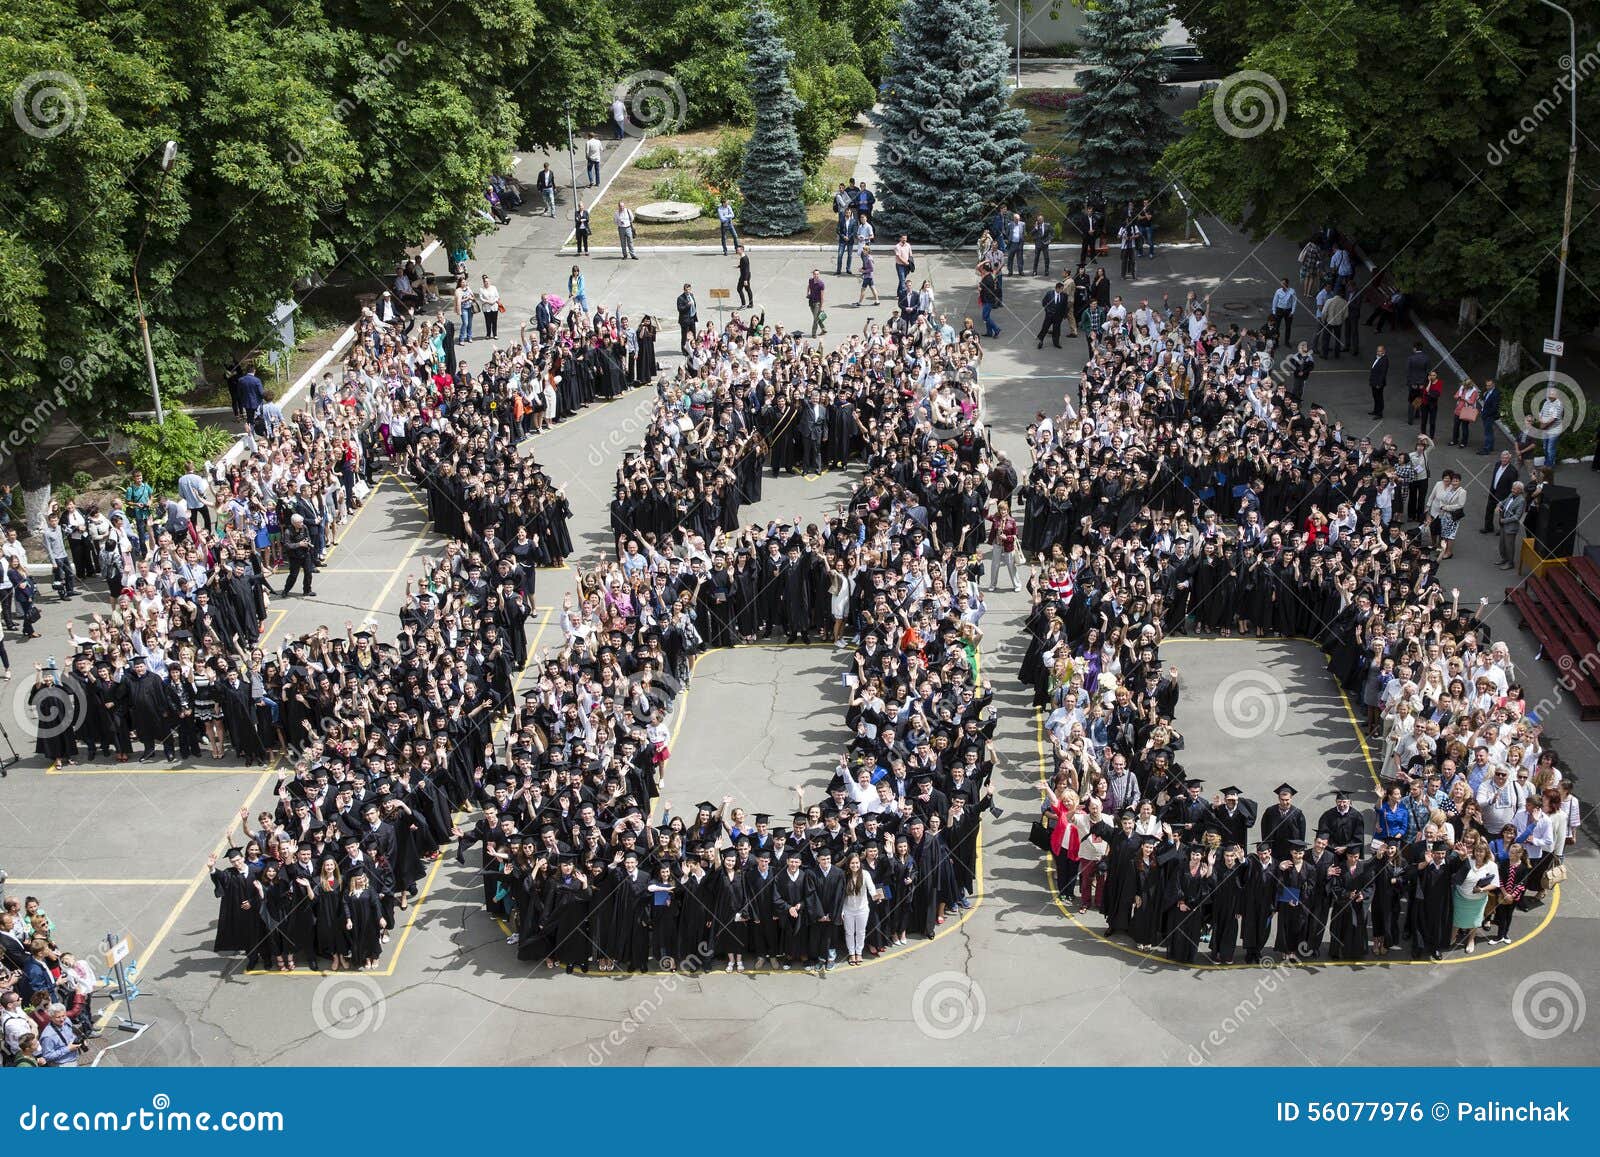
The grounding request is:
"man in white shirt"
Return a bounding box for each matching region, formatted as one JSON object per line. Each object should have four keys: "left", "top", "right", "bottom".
{"left": 584, "top": 134, "right": 603, "bottom": 187}
{"left": 611, "top": 96, "right": 628, "bottom": 138}
{"left": 41, "top": 512, "right": 75, "bottom": 597}
{"left": 615, "top": 202, "right": 637, "bottom": 259}
{"left": 178, "top": 462, "right": 212, "bottom": 535}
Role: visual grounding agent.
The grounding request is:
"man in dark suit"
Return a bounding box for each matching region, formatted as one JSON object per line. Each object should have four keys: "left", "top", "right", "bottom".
{"left": 675, "top": 283, "right": 697, "bottom": 357}
{"left": 735, "top": 245, "right": 753, "bottom": 308}
{"left": 1368, "top": 344, "right": 1389, "bottom": 417}
{"left": 1037, "top": 281, "right": 1068, "bottom": 349}
{"left": 1481, "top": 449, "right": 1519, "bottom": 532}
{"left": 798, "top": 391, "right": 825, "bottom": 474}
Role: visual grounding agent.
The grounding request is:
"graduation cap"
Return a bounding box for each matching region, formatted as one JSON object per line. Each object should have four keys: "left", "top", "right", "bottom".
{"left": 791, "top": 810, "right": 810, "bottom": 822}
{"left": 1285, "top": 839, "right": 1308, "bottom": 852}
{"left": 694, "top": 800, "right": 716, "bottom": 812}
{"left": 1255, "top": 840, "right": 1273, "bottom": 852}
{"left": 224, "top": 846, "right": 245, "bottom": 859}
{"left": 1183, "top": 777, "right": 1205, "bottom": 790}
{"left": 1220, "top": 785, "right": 1243, "bottom": 796}
{"left": 784, "top": 848, "right": 804, "bottom": 860}
{"left": 1334, "top": 789, "right": 1351, "bottom": 801}
{"left": 1429, "top": 840, "right": 1452, "bottom": 853}
{"left": 1273, "top": 783, "right": 1298, "bottom": 797}
{"left": 719, "top": 846, "right": 738, "bottom": 859}
{"left": 1338, "top": 843, "right": 1364, "bottom": 857}
{"left": 753, "top": 813, "right": 772, "bottom": 825}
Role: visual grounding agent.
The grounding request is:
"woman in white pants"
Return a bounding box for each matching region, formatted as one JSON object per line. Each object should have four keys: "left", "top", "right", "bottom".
{"left": 840, "top": 849, "right": 881, "bottom": 965}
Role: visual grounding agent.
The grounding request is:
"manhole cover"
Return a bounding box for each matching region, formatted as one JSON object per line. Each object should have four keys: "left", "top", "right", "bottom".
{"left": 1221, "top": 301, "right": 1253, "bottom": 313}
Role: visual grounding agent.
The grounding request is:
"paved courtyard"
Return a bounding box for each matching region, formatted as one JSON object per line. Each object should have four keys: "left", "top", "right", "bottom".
{"left": 3, "top": 194, "right": 1596, "bottom": 1066}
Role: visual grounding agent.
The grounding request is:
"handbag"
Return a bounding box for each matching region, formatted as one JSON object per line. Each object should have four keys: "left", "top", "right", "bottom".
{"left": 1544, "top": 862, "right": 1568, "bottom": 885}
{"left": 1459, "top": 404, "right": 1479, "bottom": 422}
{"left": 1029, "top": 817, "right": 1053, "bottom": 851}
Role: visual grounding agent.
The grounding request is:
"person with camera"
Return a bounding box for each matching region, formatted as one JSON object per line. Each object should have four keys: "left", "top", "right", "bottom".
{"left": 35, "top": 1003, "right": 89, "bottom": 1066}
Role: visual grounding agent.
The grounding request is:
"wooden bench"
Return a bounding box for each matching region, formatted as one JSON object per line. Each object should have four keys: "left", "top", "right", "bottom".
{"left": 1544, "top": 565, "right": 1600, "bottom": 647}
{"left": 1506, "top": 580, "right": 1600, "bottom": 718}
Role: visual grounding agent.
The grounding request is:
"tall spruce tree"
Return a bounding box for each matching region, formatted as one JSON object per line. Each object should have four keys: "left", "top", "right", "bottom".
{"left": 1066, "top": 0, "right": 1175, "bottom": 206}
{"left": 876, "top": 0, "right": 1028, "bottom": 245}
{"left": 738, "top": 2, "right": 809, "bottom": 236}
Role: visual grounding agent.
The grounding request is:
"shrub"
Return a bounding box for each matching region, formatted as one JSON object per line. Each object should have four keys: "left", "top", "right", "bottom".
{"left": 123, "top": 410, "right": 234, "bottom": 493}
{"left": 634, "top": 145, "right": 684, "bottom": 170}
{"left": 71, "top": 470, "right": 94, "bottom": 490}
{"left": 699, "top": 132, "right": 748, "bottom": 190}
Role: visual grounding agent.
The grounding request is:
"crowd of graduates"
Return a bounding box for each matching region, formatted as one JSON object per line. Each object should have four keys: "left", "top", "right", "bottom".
{"left": 1021, "top": 283, "right": 1578, "bottom": 965}
{"left": 449, "top": 301, "right": 1002, "bottom": 973}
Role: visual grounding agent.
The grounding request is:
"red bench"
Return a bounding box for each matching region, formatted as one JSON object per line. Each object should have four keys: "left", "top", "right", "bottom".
{"left": 1506, "top": 576, "right": 1600, "bottom": 719}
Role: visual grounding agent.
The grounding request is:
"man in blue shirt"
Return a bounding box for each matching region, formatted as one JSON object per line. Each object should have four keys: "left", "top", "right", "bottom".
{"left": 1270, "top": 278, "right": 1298, "bottom": 344}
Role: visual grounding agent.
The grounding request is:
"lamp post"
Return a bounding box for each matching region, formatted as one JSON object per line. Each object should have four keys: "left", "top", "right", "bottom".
{"left": 1535, "top": 0, "right": 1577, "bottom": 402}
{"left": 132, "top": 140, "right": 178, "bottom": 424}
{"left": 565, "top": 104, "right": 580, "bottom": 230}
{"left": 1016, "top": 0, "right": 1023, "bottom": 90}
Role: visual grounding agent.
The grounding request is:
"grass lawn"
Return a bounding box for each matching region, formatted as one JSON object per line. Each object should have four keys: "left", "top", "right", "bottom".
{"left": 595, "top": 126, "right": 865, "bottom": 246}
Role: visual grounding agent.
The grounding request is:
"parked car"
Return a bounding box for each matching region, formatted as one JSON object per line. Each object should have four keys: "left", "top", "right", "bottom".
{"left": 1158, "top": 44, "right": 1224, "bottom": 83}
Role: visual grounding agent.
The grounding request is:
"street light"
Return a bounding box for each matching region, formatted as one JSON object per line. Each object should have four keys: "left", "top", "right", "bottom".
{"left": 1536, "top": 0, "right": 1576, "bottom": 402}
{"left": 132, "top": 139, "right": 178, "bottom": 424}
{"left": 565, "top": 103, "right": 580, "bottom": 235}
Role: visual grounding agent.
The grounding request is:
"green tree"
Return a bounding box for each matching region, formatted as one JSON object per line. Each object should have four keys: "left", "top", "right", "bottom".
{"left": 876, "top": 0, "right": 1029, "bottom": 245}
{"left": 1164, "top": 0, "right": 1600, "bottom": 377}
{"left": 622, "top": 0, "right": 751, "bottom": 127}
{"left": 0, "top": 0, "right": 183, "bottom": 518}
{"left": 739, "top": 2, "right": 809, "bottom": 235}
{"left": 314, "top": 0, "right": 534, "bottom": 275}
{"left": 1066, "top": 0, "right": 1174, "bottom": 207}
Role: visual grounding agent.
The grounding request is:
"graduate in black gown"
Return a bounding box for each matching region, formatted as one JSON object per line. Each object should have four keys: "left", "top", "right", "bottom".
{"left": 706, "top": 847, "right": 750, "bottom": 971}
{"left": 345, "top": 868, "right": 385, "bottom": 969}
{"left": 1163, "top": 844, "right": 1212, "bottom": 963}
{"left": 311, "top": 858, "right": 351, "bottom": 968}
{"left": 1272, "top": 841, "right": 1316, "bottom": 954}
{"left": 771, "top": 850, "right": 813, "bottom": 966}
{"left": 1404, "top": 840, "right": 1455, "bottom": 960}
{"left": 1206, "top": 846, "right": 1246, "bottom": 964}
{"left": 1127, "top": 835, "right": 1167, "bottom": 949}
{"left": 208, "top": 847, "right": 256, "bottom": 954}
{"left": 543, "top": 856, "right": 593, "bottom": 974}
{"left": 1240, "top": 842, "right": 1278, "bottom": 963}
{"left": 1325, "top": 843, "right": 1372, "bottom": 960}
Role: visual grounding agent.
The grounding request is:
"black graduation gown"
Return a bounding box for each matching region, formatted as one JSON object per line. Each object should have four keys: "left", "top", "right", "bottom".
{"left": 123, "top": 670, "right": 176, "bottom": 750}
{"left": 1369, "top": 860, "right": 1404, "bottom": 946}
{"left": 1103, "top": 834, "right": 1139, "bottom": 930}
{"left": 675, "top": 869, "right": 714, "bottom": 963}
{"left": 780, "top": 556, "right": 812, "bottom": 639}
{"left": 646, "top": 879, "right": 681, "bottom": 961}
{"left": 346, "top": 886, "right": 384, "bottom": 964}
{"left": 1240, "top": 855, "right": 1277, "bottom": 954}
{"left": 544, "top": 872, "right": 593, "bottom": 969}
{"left": 1164, "top": 863, "right": 1212, "bottom": 963}
{"left": 706, "top": 867, "right": 750, "bottom": 957}
{"left": 1405, "top": 859, "right": 1453, "bottom": 957}
{"left": 809, "top": 866, "right": 846, "bottom": 958}
{"left": 210, "top": 866, "right": 256, "bottom": 953}
{"left": 608, "top": 867, "right": 652, "bottom": 971}
{"left": 281, "top": 869, "right": 318, "bottom": 962}
{"left": 312, "top": 880, "right": 351, "bottom": 959}
{"left": 1273, "top": 862, "right": 1316, "bottom": 953}
{"left": 771, "top": 868, "right": 812, "bottom": 959}
{"left": 219, "top": 678, "right": 267, "bottom": 759}
{"left": 1326, "top": 862, "right": 1372, "bottom": 960}
{"left": 1207, "top": 861, "right": 1245, "bottom": 962}
{"left": 1128, "top": 855, "right": 1165, "bottom": 945}
{"left": 1261, "top": 805, "right": 1307, "bottom": 861}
